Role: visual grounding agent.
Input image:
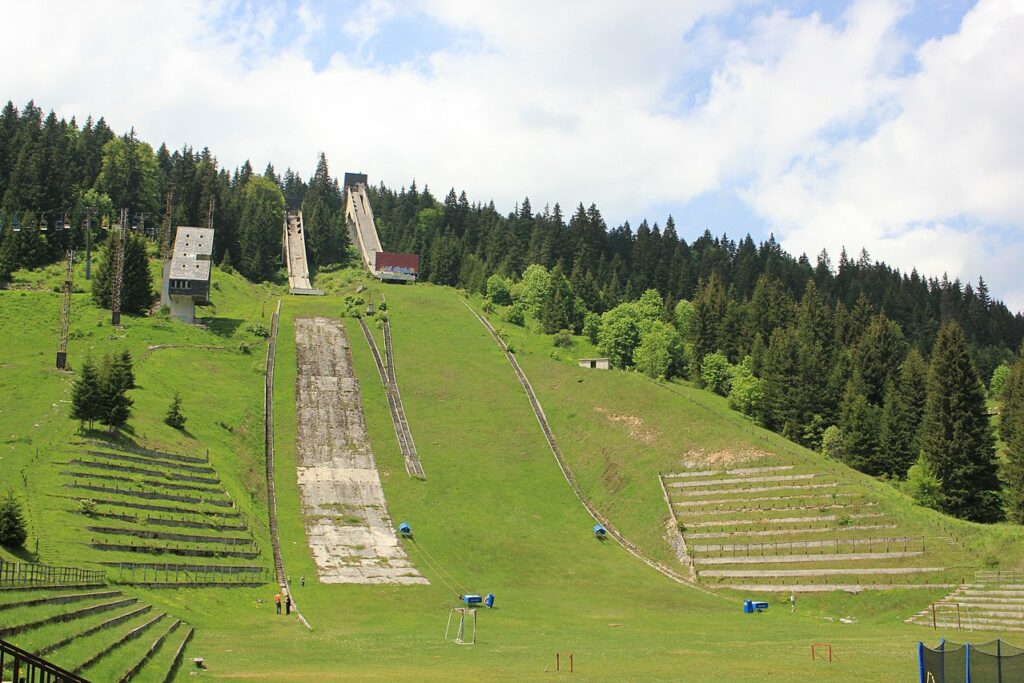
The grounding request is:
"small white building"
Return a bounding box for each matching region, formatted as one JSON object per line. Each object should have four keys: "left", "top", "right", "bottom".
{"left": 161, "top": 227, "right": 214, "bottom": 323}
{"left": 578, "top": 358, "right": 611, "bottom": 370}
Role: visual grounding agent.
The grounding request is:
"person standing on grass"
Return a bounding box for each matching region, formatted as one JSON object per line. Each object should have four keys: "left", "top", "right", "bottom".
{"left": 275, "top": 592, "right": 282, "bottom": 615}
{"left": 789, "top": 594, "right": 796, "bottom": 613}
{"left": 285, "top": 593, "right": 291, "bottom": 615}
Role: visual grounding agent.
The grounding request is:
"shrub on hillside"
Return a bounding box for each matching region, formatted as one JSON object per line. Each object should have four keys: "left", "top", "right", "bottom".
{"left": 246, "top": 322, "right": 270, "bottom": 338}
{"left": 0, "top": 492, "right": 28, "bottom": 548}
{"left": 902, "top": 454, "right": 944, "bottom": 511}
{"left": 553, "top": 329, "right": 573, "bottom": 348}
{"left": 504, "top": 302, "right": 526, "bottom": 326}
{"left": 700, "top": 352, "right": 732, "bottom": 396}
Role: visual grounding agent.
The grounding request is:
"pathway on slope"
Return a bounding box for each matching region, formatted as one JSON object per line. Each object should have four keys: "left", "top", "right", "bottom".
{"left": 460, "top": 299, "right": 720, "bottom": 595}
{"left": 356, "top": 317, "right": 425, "bottom": 479}
{"left": 263, "top": 301, "right": 311, "bottom": 628}
{"left": 293, "top": 317, "right": 426, "bottom": 584}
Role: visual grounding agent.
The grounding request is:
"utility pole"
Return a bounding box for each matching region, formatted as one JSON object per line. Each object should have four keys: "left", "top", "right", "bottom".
{"left": 56, "top": 249, "right": 74, "bottom": 369}
{"left": 111, "top": 208, "right": 127, "bottom": 327}
{"left": 83, "top": 207, "right": 95, "bottom": 280}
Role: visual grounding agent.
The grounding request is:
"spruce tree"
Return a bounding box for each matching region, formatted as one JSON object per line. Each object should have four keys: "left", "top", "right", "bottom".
{"left": 238, "top": 176, "right": 285, "bottom": 281}
{"left": 98, "top": 353, "right": 133, "bottom": 431}
{"left": 838, "top": 381, "right": 883, "bottom": 474}
{"left": 879, "top": 349, "right": 928, "bottom": 478}
{"left": 91, "top": 230, "right": 153, "bottom": 313}
{"left": 70, "top": 357, "right": 102, "bottom": 430}
{"left": 1000, "top": 357, "right": 1024, "bottom": 446}
{"left": 920, "top": 323, "right": 1002, "bottom": 522}
{"left": 1004, "top": 426, "right": 1024, "bottom": 523}
{"left": 0, "top": 492, "right": 28, "bottom": 547}
{"left": 165, "top": 393, "right": 187, "bottom": 430}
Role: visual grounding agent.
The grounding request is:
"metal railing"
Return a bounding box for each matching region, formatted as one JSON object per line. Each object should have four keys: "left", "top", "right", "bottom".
{"left": 1, "top": 638, "right": 90, "bottom": 682}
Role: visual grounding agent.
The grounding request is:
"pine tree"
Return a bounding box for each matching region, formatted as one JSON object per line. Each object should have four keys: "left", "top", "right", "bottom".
{"left": 165, "top": 393, "right": 187, "bottom": 430}
{"left": 851, "top": 313, "right": 906, "bottom": 406}
{"left": 91, "top": 230, "right": 153, "bottom": 313}
{"left": 920, "top": 323, "right": 1002, "bottom": 522}
{"left": 70, "top": 357, "right": 103, "bottom": 430}
{"left": 879, "top": 349, "right": 928, "bottom": 477}
{"left": 1000, "top": 356, "right": 1024, "bottom": 446}
{"left": 838, "top": 381, "right": 883, "bottom": 474}
{"left": 540, "top": 265, "right": 578, "bottom": 334}
{"left": 0, "top": 492, "right": 28, "bottom": 547}
{"left": 238, "top": 176, "right": 285, "bottom": 281}
{"left": 98, "top": 353, "right": 133, "bottom": 431}
{"left": 1004, "top": 426, "right": 1024, "bottom": 523}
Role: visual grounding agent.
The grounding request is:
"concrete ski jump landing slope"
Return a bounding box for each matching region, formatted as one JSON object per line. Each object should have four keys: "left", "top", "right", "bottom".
{"left": 293, "top": 316, "right": 426, "bottom": 584}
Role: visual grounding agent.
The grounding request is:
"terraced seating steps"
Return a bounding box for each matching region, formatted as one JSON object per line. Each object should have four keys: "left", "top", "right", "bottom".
{"left": 907, "top": 575, "right": 1024, "bottom": 633}
{"left": 0, "top": 584, "right": 194, "bottom": 682}
{"left": 0, "top": 596, "right": 138, "bottom": 639}
{"left": 673, "top": 492, "right": 862, "bottom": 508}
{"left": 663, "top": 465, "right": 796, "bottom": 478}
{"left": 62, "top": 470, "right": 223, "bottom": 494}
{"left": 74, "top": 441, "right": 209, "bottom": 464}
{"left": 0, "top": 589, "right": 123, "bottom": 611}
{"left": 688, "top": 523, "right": 898, "bottom": 540}
{"left": 61, "top": 496, "right": 242, "bottom": 518}
{"left": 63, "top": 457, "right": 220, "bottom": 484}
{"left": 76, "top": 450, "right": 218, "bottom": 475}
{"left": 665, "top": 461, "right": 953, "bottom": 591}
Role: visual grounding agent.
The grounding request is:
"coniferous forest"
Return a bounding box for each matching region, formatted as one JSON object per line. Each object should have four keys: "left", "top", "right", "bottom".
{"left": 3, "top": 99, "right": 1024, "bottom": 522}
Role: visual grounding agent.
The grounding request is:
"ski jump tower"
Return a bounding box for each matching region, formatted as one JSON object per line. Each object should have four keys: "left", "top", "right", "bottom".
{"left": 282, "top": 210, "right": 323, "bottom": 295}
{"left": 343, "top": 173, "right": 419, "bottom": 283}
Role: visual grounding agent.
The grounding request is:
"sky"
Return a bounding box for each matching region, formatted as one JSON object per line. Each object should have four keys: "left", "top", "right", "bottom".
{"left": 3, "top": 0, "right": 1023, "bottom": 311}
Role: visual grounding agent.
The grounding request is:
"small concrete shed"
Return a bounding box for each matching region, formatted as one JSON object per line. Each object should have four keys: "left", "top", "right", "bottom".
{"left": 578, "top": 358, "right": 611, "bottom": 370}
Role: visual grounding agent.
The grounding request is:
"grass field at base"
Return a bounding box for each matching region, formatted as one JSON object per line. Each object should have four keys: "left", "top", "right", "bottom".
{"left": 3, "top": 263, "right": 1023, "bottom": 681}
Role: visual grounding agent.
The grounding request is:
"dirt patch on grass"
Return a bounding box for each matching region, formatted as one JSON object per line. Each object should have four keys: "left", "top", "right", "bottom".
{"left": 679, "top": 448, "right": 773, "bottom": 469}
{"left": 593, "top": 406, "right": 658, "bottom": 444}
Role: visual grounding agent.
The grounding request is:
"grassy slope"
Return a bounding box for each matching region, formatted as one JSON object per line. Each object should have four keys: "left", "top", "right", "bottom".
{"left": 479, "top": 296, "right": 1024, "bottom": 594}
{"left": 5, "top": 264, "right": 1023, "bottom": 680}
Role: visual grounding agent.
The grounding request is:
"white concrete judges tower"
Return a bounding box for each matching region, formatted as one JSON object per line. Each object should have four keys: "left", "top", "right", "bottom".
{"left": 162, "top": 226, "right": 214, "bottom": 323}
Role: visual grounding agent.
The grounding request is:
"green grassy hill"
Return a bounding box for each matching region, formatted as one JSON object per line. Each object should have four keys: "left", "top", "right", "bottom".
{"left": 3, "top": 262, "right": 1024, "bottom": 680}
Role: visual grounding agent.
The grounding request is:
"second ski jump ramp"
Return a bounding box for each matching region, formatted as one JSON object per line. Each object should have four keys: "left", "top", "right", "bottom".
{"left": 344, "top": 176, "right": 419, "bottom": 282}
{"left": 344, "top": 183, "right": 383, "bottom": 275}
{"left": 283, "top": 210, "right": 323, "bottom": 295}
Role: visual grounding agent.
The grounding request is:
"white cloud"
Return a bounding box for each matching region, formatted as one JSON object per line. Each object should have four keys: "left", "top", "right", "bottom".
{"left": 1, "top": 0, "right": 1022, "bottom": 310}
{"left": 745, "top": 0, "right": 1024, "bottom": 310}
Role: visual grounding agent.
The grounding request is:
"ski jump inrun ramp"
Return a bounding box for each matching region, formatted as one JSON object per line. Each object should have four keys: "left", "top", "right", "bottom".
{"left": 283, "top": 210, "right": 324, "bottom": 295}
{"left": 344, "top": 178, "right": 418, "bottom": 283}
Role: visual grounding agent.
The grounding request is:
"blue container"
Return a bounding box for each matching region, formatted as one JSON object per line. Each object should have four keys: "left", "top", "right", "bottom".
{"left": 593, "top": 524, "right": 607, "bottom": 538}
{"left": 752, "top": 601, "right": 769, "bottom": 612}
{"left": 398, "top": 522, "right": 411, "bottom": 535}
{"left": 462, "top": 594, "right": 482, "bottom": 605}
{"left": 743, "top": 600, "right": 753, "bottom": 614}
{"left": 485, "top": 593, "right": 495, "bottom": 608}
